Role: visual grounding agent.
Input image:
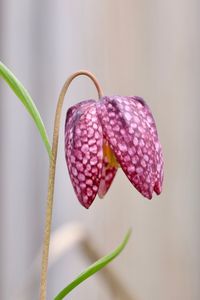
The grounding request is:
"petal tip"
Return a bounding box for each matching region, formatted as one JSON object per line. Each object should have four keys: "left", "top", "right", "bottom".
{"left": 98, "top": 192, "right": 104, "bottom": 199}
{"left": 82, "top": 202, "right": 91, "bottom": 209}
{"left": 141, "top": 190, "right": 153, "bottom": 200}
{"left": 78, "top": 195, "right": 95, "bottom": 209}
{"left": 154, "top": 178, "right": 163, "bottom": 195}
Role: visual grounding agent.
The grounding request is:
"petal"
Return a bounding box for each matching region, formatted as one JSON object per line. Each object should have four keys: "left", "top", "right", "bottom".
{"left": 65, "top": 100, "right": 103, "bottom": 208}
{"left": 97, "top": 96, "right": 163, "bottom": 199}
{"left": 98, "top": 140, "right": 117, "bottom": 198}
{"left": 133, "top": 96, "right": 164, "bottom": 194}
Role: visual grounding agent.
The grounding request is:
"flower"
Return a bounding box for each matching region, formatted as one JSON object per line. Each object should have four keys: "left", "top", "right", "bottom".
{"left": 65, "top": 96, "right": 163, "bottom": 208}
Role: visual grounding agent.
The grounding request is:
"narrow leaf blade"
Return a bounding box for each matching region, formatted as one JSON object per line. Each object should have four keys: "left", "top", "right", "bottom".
{"left": 0, "top": 61, "right": 51, "bottom": 157}
{"left": 54, "top": 229, "right": 132, "bottom": 300}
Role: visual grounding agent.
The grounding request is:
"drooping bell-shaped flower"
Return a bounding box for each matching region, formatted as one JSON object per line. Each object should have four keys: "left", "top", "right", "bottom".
{"left": 65, "top": 96, "right": 163, "bottom": 208}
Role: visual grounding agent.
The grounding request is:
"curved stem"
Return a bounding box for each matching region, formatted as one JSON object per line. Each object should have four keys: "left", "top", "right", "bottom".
{"left": 39, "top": 70, "right": 103, "bottom": 300}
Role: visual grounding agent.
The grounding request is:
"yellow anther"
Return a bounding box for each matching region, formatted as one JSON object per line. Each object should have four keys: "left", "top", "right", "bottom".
{"left": 103, "top": 142, "right": 120, "bottom": 168}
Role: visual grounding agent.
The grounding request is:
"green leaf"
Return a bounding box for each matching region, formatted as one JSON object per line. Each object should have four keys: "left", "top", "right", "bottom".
{"left": 54, "top": 229, "right": 132, "bottom": 300}
{"left": 0, "top": 61, "right": 51, "bottom": 158}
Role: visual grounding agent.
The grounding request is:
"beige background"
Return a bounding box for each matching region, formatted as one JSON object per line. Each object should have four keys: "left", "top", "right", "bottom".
{"left": 0, "top": 0, "right": 200, "bottom": 299}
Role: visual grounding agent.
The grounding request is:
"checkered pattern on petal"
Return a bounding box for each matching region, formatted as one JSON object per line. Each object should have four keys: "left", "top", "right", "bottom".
{"left": 97, "top": 96, "right": 163, "bottom": 199}
{"left": 65, "top": 100, "right": 103, "bottom": 208}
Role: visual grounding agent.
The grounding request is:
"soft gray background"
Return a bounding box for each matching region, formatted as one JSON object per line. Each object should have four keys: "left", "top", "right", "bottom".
{"left": 0, "top": 0, "right": 200, "bottom": 299}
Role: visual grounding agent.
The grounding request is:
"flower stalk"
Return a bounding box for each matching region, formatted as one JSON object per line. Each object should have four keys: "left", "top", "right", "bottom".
{"left": 39, "top": 70, "right": 103, "bottom": 300}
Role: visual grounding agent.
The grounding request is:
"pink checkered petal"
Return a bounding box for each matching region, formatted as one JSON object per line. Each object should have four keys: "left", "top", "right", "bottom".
{"left": 133, "top": 96, "right": 164, "bottom": 194}
{"left": 65, "top": 100, "right": 103, "bottom": 208}
{"left": 97, "top": 96, "right": 163, "bottom": 199}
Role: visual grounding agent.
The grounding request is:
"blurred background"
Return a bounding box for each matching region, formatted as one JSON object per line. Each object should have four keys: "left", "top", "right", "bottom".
{"left": 0, "top": 0, "right": 200, "bottom": 299}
